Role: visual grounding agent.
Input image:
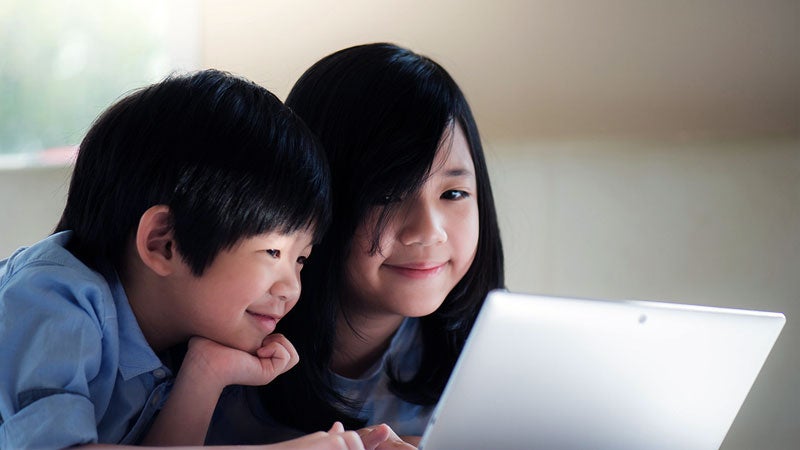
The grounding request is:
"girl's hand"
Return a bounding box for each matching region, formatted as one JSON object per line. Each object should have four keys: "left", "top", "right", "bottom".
{"left": 398, "top": 436, "right": 421, "bottom": 447}
{"left": 264, "top": 422, "right": 365, "bottom": 450}
{"left": 357, "top": 424, "right": 418, "bottom": 450}
{"left": 183, "top": 334, "right": 299, "bottom": 389}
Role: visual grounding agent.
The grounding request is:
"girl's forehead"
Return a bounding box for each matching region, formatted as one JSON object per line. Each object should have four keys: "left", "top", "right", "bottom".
{"left": 430, "top": 123, "right": 475, "bottom": 177}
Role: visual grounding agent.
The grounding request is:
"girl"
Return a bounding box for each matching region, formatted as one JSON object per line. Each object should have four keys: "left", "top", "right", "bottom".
{"left": 207, "top": 43, "right": 504, "bottom": 446}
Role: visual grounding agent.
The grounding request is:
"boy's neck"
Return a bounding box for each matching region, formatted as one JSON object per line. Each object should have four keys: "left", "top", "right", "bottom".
{"left": 119, "top": 251, "right": 182, "bottom": 353}
{"left": 330, "top": 306, "right": 405, "bottom": 379}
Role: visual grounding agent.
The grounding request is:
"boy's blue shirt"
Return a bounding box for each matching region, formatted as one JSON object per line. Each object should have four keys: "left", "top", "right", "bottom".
{"left": 0, "top": 231, "right": 173, "bottom": 448}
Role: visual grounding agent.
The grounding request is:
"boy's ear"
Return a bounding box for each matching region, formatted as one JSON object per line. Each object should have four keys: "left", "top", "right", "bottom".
{"left": 136, "top": 205, "right": 178, "bottom": 276}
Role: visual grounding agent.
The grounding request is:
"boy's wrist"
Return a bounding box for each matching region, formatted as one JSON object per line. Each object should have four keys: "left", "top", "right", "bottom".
{"left": 179, "top": 339, "right": 234, "bottom": 391}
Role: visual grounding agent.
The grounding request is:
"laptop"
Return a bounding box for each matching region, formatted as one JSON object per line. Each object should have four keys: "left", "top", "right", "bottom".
{"left": 418, "top": 290, "right": 785, "bottom": 450}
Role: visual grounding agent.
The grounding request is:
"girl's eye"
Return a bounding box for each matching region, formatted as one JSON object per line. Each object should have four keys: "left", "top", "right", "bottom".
{"left": 442, "top": 190, "right": 469, "bottom": 200}
{"left": 377, "top": 193, "right": 403, "bottom": 205}
{"left": 296, "top": 256, "right": 308, "bottom": 266}
{"left": 265, "top": 249, "right": 280, "bottom": 258}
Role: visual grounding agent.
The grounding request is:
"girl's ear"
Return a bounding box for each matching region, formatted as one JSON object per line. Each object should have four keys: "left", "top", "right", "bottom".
{"left": 136, "top": 205, "right": 177, "bottom": 276}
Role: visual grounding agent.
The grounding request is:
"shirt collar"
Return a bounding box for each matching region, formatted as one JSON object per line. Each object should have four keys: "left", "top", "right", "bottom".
{"left": 331, "top": 317, "right": 419, "bottom": 384}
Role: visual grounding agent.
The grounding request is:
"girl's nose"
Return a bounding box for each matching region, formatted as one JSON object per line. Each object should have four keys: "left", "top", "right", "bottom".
{"left": 398, "top": 200, "right": 448, "bottom": 247}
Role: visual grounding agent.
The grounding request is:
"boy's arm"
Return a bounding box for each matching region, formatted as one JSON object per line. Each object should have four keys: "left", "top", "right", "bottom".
{"left": 135, "top": 336, "right": 408, "bottom": 450}
{"left": 139, "top": 349, "right": 224, "bottom": 446}
{"left": 140, "top": 334, "right": 299, "bottom": 446}
{"left": 0, "top": 267, "right": 107, "bottom": 449}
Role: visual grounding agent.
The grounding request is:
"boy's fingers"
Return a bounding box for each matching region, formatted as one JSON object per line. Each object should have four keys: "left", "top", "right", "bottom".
{"left": 258, "top": 333, "right": 300, "bottom": 367}
{"left": 256, "top": 340, "right": 289, "bottom": 360}
{"left": 253, "top": 344, "right": 298, "bottom": 383}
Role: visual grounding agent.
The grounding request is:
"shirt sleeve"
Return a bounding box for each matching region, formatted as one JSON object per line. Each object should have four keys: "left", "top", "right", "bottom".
{"left": 0, "top": 262, "right": 108, "bottom": 449}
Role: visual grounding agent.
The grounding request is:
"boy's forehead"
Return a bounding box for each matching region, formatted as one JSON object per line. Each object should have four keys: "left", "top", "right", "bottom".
{"left": 287, "top": 228, "right": 317, "bottom": 247}
{"left": 239, "top": 228, "right": 316, "bottom": 246}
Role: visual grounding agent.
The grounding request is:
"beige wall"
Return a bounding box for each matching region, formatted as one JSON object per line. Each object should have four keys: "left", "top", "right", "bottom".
{"left": 200, "top": 0, "right": 799, "bottom": 140}
{"left": 0, "top": 165, "right": 70, "bottom": 253}
{"left": 1, "top": 1, "right": 798, "bottom": 448}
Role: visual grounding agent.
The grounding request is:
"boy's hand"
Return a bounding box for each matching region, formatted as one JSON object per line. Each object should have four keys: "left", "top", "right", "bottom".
{"left": 142, "top": 336, "right": 298, "bottom": 447}
{"left": 252, "top": 333, "right": 300, "bottom": 384}
{"left": 184, "top": 334, "right": 298, "bottom": 388}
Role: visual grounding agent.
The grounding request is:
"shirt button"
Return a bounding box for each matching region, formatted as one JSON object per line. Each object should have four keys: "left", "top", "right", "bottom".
{"left": 153, "top": 368, "right": 166, "bottom": 379}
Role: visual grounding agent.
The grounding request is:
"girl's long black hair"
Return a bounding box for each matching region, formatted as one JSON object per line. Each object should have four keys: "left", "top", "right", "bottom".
{"left": 259, "top": 43, "right": 504, "bottom": 431}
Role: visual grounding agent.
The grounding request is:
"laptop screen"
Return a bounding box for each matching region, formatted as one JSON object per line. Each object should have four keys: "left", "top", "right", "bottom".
{"left": 419, "top": 290, "right": 785, "bottom": 450}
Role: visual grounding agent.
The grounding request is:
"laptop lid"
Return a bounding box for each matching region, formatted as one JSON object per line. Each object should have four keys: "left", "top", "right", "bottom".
{"left": 418, "top": 290, "right": 786, "bottom": 450}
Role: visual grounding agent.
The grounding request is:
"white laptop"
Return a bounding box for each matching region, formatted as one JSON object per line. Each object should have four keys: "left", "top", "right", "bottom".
{"left": 418, "top": 290, "right": 785, "bottom": 450}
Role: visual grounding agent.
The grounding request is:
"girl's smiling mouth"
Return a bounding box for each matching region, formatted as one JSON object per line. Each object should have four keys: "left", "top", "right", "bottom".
{"left": 383, "top": 262, "right": 447, "bottom": 279}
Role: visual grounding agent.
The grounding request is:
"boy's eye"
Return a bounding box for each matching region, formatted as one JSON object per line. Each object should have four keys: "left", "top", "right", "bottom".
{"left": 296, "top": 256, "right": 308, "bottom": 266}
{"left": 442, "top": 190, "right": 469, "bottom": 200}
{"left": 265, "top": 249, "right": 280, "bottom": 258}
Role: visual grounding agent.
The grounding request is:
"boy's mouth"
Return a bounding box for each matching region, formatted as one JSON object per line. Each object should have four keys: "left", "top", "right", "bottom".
{"left": 246, "top": 311, "right": 279, "bottom": 334}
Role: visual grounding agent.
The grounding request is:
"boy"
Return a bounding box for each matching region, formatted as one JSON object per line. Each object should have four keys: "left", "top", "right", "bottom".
{"left": 0, "top": 70, "right": 372, "bottom": 449}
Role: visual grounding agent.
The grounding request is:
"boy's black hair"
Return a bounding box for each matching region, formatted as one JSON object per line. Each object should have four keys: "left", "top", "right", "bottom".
{"left": 259, "top": 43, "right": 505, "bottom": 431}
{"left": 55, "top": 69, "right": 330, "bottom": 275}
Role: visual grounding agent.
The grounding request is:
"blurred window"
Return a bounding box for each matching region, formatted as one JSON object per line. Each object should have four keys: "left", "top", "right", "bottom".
{"left": 0, "top": 0, "right": 198, "bottom": 167}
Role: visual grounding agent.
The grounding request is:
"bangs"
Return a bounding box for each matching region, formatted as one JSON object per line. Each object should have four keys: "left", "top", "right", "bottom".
{"left": 168, "top": 84, "right": 331, "bottom": 275}
{"left": 170, "top": 157, "right": 330, "bottom": 274}
{"left": 362, "top": 122, "right": 460, "bottom": 255}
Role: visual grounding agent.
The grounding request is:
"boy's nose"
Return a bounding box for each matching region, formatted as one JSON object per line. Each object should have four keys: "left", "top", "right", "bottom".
{"left": 270, "top": 271, "right": 301, "bottom": 303}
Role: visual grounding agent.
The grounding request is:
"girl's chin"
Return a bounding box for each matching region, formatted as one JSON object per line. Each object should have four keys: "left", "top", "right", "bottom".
{"left": 399, "top": 298, "right": 449, "bottom": 318}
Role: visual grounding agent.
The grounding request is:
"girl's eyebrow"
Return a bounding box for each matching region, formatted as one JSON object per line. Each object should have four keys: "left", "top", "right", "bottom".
{"left": 442, "top": 167, "right": 473, "bottom": 178}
